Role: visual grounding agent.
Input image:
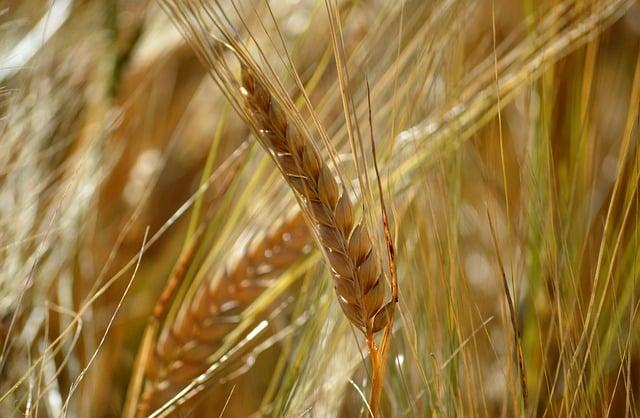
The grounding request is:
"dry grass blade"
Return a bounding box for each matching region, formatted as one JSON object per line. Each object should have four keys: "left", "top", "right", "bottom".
{"left": 487, "top": 211, "right": 528, "bottom": 411}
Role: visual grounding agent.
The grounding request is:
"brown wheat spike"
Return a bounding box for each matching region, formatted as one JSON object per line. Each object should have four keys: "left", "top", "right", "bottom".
{"left": 239, "top": 64, "right": 393, "bottom": 416}
{"left": 239, "top": 65, "right": 390, "bottom": 337}
{"left": 137, "top": 208, "right": 310, "bottom": 417}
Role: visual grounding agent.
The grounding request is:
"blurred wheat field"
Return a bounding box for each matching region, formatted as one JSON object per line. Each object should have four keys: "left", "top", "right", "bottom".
{"left": 1, "top": 0, "right": 640, "bottom": 417}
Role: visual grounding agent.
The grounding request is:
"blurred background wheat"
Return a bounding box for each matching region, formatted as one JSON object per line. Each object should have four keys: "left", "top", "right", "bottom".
{"left": 1, "top": 0, "right": 640, "bottom": 417}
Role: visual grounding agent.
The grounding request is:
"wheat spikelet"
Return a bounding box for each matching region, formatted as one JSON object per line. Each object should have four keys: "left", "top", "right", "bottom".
{"left": 239, "top": 65, "right": 390, "bottom": 336}
{"left": 136, "top": 208, "right": 310, "bottom": 416}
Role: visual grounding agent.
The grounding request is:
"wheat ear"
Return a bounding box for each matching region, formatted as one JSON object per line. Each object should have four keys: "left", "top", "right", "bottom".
{"left": 137, "top": 208, "right": 310, "bottom": 417}
{"left": 239, "top": 64, "right": 396, "bottom": 416}
{"left": 240, "top": 66, "right": 390, "bottom": 338}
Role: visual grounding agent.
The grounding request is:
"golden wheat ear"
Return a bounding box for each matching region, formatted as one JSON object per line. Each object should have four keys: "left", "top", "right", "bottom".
{"left": 135, "top": 208, "right": 311, "bottom": 417}
{"left": 240, "top": 65, "right": 391, "bottom": 337}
